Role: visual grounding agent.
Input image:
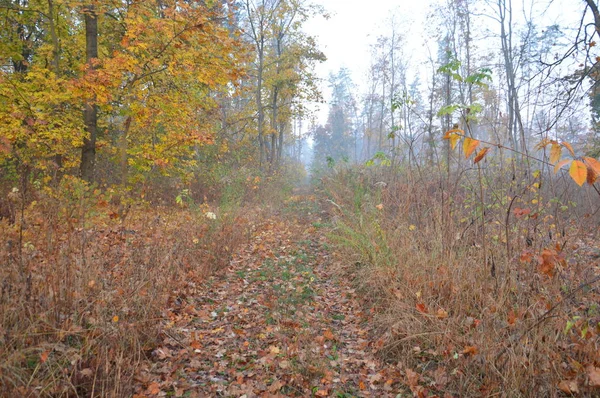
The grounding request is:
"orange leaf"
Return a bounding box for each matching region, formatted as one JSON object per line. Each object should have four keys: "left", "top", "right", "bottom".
{"left": 436, "top": 308, "right": 448, "bottom": 319}
{"left": 507, "top": 310, "right": 517, "bottom": 325}
{"left": 553, "top": 158, "right": 571, "bottom": 174}
{"left": 513, "top": 207, "right": 531, "bottom": 218}
{"left": 569, "top": 160, "right": 587, "bottom": 186}
{"left": 538, "top": 249, "right": 556, "bottom": 276}
{"left": 549, "top": 143, "right": 562, "bottom": 164}
{"left": 358, "top": 380, "right": 366, "bottom": 390}
{"left": 449, "top": 133, "right": 460, "bottom": 150}
{"left": 416, "top": 303, "right": 428, "bottom": 313}
{"left": 462, "top": 345, "right": 478, "bottom": 355}
{"left": 463, "top": 137, "right": 480, "bottom": 159}
{"left": 40, "top": 351, "right": 49, "bottom": 363}
{"left": 146, "top": 382, "right": 161, "bottom": 395}
{"left": 474, "top": 147, "right": 490, "bottom": 163}
{"left": 323, "top": 329, "right": 335, "bottom": 340}
{"left": 561, "top": 141, "right": 575, "bottom": 157}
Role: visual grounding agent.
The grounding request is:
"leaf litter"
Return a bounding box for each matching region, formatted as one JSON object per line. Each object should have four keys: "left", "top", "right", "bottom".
{"left": 133, "top": 190, "right": 409, "bottom": 397}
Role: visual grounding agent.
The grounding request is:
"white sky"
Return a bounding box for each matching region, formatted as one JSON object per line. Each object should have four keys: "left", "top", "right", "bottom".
{"left": 303, "top": 0, "right": 584, "bottom": 125}
{"left": 304, "top": 0, "right": 433, "bottom": 123}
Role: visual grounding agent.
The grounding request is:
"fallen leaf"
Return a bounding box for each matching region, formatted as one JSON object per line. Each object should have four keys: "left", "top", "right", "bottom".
{"left": 416, "top": 302, "right": 428, "bottom": 314}
{"left": 558, "top": 380, "right": 579, "bottom": 394}
{"left": 146, "top": 382, "right": 161, "bottom": 395}
{"left": 39, "top": 351, "right": 49, "bottom": 363}
{"left": 278, "top": 360, "right": 290, "bottom": 369}
{"left": 406, "top": 368, "right": 419, "bottom": 387}
{"left": 436, "top": 308, "right": 448, "bottom": 319}
{"left": 462, "top": 346, "right": 478, "bottom": 356}
{"left": 323, "top": 329, "right": 335, "bottom": 340}
{"left": 588, "top": 365, "right": 600, "bottom": 388}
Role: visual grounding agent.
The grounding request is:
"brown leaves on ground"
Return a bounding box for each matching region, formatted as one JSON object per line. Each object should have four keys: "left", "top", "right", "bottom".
{"left": 133, "top": 191, "right": 408, "bottom": 397}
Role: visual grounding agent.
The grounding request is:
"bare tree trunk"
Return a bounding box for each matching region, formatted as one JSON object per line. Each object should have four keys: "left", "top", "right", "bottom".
{"left": 80, "top": 4, "right": 98, "bottom": 182}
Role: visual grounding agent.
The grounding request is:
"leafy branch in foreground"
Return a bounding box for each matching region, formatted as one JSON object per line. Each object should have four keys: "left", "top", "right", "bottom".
{"left": 443, "top": 128, "right": 600, "bottom": 189}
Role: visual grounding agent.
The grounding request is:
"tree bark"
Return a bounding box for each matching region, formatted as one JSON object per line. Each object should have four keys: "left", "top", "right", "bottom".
{"left": 80, "top": 4, "right": 98, "bottom": 182}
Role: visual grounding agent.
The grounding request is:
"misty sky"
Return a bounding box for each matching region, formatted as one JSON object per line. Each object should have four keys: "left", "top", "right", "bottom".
{"left": 304, "top": 0, "right": 432, "bottom": 123}
{"left": 305, "top": 0, "right": 583, "bottom": 125}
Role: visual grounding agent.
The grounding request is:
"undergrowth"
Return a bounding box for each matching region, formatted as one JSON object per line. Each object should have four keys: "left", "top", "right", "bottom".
{"left": 320, "top": 164, "right": 600, "bottom": 397}
{"left": 0, "top": 163, "right": 302, "bottom": 396}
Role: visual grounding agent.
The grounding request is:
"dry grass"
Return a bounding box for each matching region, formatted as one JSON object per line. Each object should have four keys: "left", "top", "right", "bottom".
{"left": 322, "top": 165, "right": 600, "bottom": 397}
{"left": 0, "top": 176, "right": 256, "bottom": 396}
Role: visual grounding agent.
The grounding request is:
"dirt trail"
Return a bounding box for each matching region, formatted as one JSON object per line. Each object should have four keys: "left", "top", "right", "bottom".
{"left": 133, "top": 188, "right": 405, "bottom": 397}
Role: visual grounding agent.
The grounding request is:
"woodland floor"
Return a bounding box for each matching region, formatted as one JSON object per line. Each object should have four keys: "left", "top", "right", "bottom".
{"left": 131, "top": 187, "right": 408, "bottom": 397}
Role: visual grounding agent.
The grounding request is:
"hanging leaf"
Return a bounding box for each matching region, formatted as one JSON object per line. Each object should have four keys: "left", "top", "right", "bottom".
{"left": 463, "top": 137, "right": 480, "bottom": 159}
{"left": 569, "top": 160, "right": 587, "bottom": 186}
{"left": 535, "top": 138, "right": 551, "bottom": 150}
{"left": 553, "top": 159, "right": 571, "bottom": 174}
{"left": 474, "top": 147, "right": 490, "bottom": 163}
{"left": 561, "top": 141, "right": 575, "bottom": 157}
{"left": 583, "top": 157, "right": 600, "bottom": 183}
{"left": 443, "top": 132, "right": 461, "bottom": 150}
{"left": 587, "top": 166, "right": 598, "bottom": 185}
{"left": 443, "top": 127, "right": 464, "bottom": 137}
{"left": 549, "top": 143, "right": 562, "bottom": 164}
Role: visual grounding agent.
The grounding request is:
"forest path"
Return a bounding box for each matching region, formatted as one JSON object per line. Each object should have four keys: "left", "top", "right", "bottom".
{"left": 132, "top": 187, "right": 406, "bottom": 397}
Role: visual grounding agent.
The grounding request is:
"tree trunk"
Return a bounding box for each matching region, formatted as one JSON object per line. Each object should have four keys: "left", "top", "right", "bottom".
{"left": 80, "top": 4, "right": 98, "bottom": 182}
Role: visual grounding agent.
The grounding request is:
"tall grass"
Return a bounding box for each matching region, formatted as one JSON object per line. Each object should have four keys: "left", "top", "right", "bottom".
{"left": 0, "top": 168, "right": 275, "bottom": 396}
{"left": 321, "top": 163, "right": 600, "bottom": 396}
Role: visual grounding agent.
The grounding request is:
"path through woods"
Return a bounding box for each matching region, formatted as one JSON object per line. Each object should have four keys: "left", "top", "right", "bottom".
{"left": 132, "top": 188, "right": 408, "bottom": 397}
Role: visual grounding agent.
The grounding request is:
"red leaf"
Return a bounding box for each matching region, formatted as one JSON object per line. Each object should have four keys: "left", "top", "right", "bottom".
{"left": 416, "top": 303, "right": 428, "bottom": 314}
{"left": 474, "top": 147, "right": 490, "bottom": 163}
